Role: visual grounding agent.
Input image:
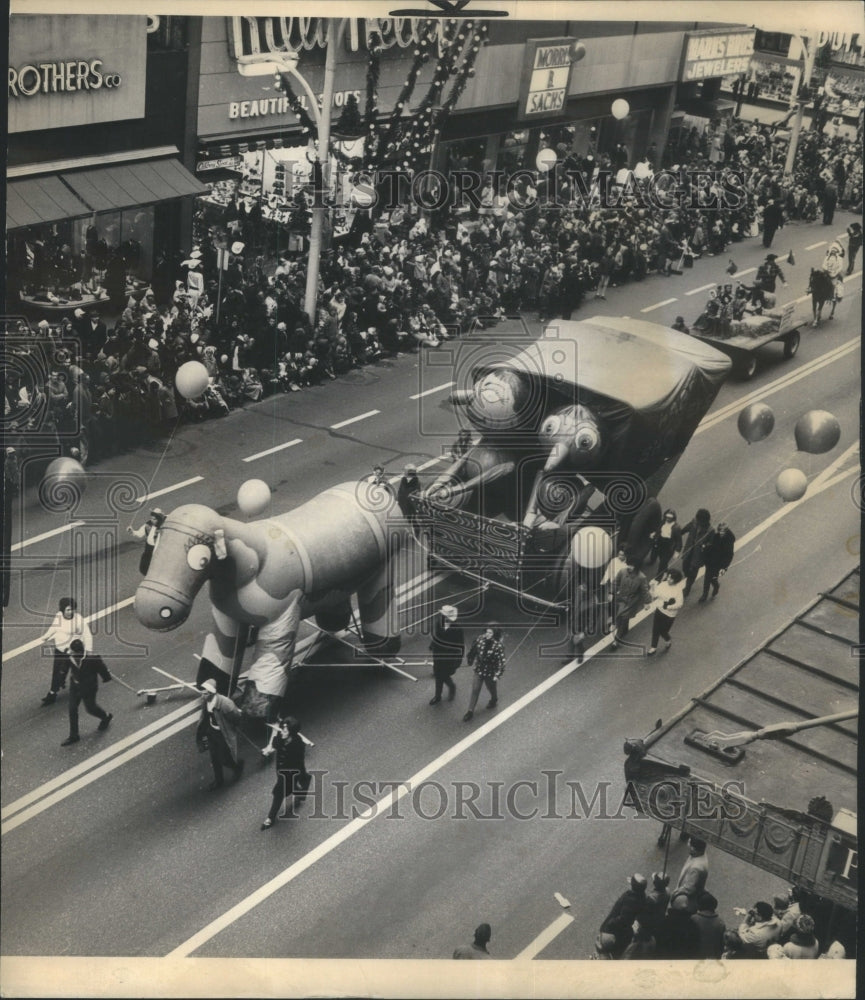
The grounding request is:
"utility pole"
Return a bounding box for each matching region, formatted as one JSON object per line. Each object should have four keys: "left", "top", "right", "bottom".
{"left": 784, "top": 33, "right": 817, "bottom": 177}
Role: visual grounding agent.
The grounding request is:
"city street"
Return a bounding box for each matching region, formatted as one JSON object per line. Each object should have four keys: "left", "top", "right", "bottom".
{"left": 2, "top": 212, "right": 860, "bottom": 964}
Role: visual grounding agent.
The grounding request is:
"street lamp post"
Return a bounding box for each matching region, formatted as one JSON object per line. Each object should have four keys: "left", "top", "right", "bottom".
{"left": 236, "top": 17, "right": 347, "bottom": 323}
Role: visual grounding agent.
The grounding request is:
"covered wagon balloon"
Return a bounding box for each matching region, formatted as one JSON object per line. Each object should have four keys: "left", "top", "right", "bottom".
{"left": 776, "top": 468, "right": 808, "bottom": 502}
{"left": 237, "top": 479, "right": 271, "bottom": 517}
{"left": 134, "top": 482, "right": 408, "bottom": 718}
{"left": 737, "top": 402, "right": 775, "bottom": 444}
{"left": 794, "top": 410, "right": 841, "bottom": 455}
{"left": 175, "top": 360, "right": 210, "bottom": 400}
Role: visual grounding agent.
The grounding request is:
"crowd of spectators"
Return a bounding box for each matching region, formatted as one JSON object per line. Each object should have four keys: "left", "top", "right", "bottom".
{"left": 5, "top": 118, "right": 859, "bottom": 468}
{"left": 594, "top": 838, "right": 852, "bottom": 961}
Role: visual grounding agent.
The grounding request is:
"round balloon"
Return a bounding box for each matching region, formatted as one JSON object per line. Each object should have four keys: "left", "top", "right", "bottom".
{"left": 776, "top": 468, "right": 807, "bottom": 502}
{"left": 536, "top": 148, "right": 558, "bottom": 172}
{"left": 794, "top": 410, "right": 841, "bottom": 454}
{"left": 737, "top": 402, "right": 775, "bottom": 444}
{"left": 611, "top": 98, "right": 630, "bottom": 120}
{"left": 175, "top": 361, "right": 210, "bottom": 400}
{"left": 40, "top": 456, "right": 86, "bottom": 512}
{"left": 237, "top": 479, "right": 271, "bottom": 517}
{"left": 572, "top": 41, "right": 587, "bottom": 62}
{"left": 571, "top": 525, "right": 613, "bottom": 569}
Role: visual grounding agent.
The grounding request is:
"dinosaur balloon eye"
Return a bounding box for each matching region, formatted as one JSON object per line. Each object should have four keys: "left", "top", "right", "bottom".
{"left": 541, "top": 415, "right": 562, "bottom": 438}
{"left": 576, "top": 427, "right": 600, "bottom": 452}
{"left": 187, "top": 544, "right": 212, "bottom": 571}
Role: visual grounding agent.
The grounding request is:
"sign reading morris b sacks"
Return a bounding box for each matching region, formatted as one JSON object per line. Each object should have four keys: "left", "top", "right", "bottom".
{"left": 680, "top": 27, "right": 755, "bottom": 82}
{"left": 8, "top": 14, "right": 146, "bottom": 134}
{"left": 518, "top": 37, "right": 577, "bottom": 120}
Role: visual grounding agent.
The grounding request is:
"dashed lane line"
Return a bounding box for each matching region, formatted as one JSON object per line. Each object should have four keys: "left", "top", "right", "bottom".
{"left": 640, "top": 297, "right": 677, "bottom": 313}
{"left": 135, "top": 476, "right": 204, "bottom": 503}
{"left": 806, "top": 240, "right": 827, "bottom": 250}
{"left": 242, "top": 439, "right": 303, "bottom": 463}
{"left": 685, "top": 282, "right": 715, "bottom": 297}
{"left": 514, "top": 913, "right": 575, "bottom": 961}
{"left": 3, "top": 596, "right": 136, "bottom": 664}
{"left": 10, "top": 521, "right": 85, "bottom": 553}
{"left": 409, "top": 381, "right": 454, "bottom": 400}
{"left": 330, "top": 409, "right": 380, "bottom": 430}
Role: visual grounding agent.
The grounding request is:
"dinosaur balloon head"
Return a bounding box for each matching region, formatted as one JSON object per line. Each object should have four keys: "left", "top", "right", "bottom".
{"left": 539, "top": 404, "right": 605, "bottom": 470}
{"left": 134, "top": 504, "right": 225, "bottom": 631}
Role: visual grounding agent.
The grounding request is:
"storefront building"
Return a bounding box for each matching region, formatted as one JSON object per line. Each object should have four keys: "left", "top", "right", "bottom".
{"left": 6, "top": 14, "right": 206, "bottom": 313}
{"left": 193, "top": 16, "right": 735, "bottom": 243}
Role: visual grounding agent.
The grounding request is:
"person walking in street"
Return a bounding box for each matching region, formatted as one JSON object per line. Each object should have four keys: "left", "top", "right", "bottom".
{"left": 608, "top": 556, "right": 651, "bottom": 650}
{"left": 429, "top": 604, "right": 464, "bottom": 704}
{"left": 669, "top": 836, "right": 709, "bottom": 914}
{"left": 463, "top": 626, "right": 505, "bottom": 721}
{"left": 647, "top": 568, "right": 685, "bottom": 655}
{"left": 700, "top": 521, "right": 735, "bottom": 603}
{"left": 397, "top": 463, "right": 421, "bottom": 519}
{"left": 61, "top": 638, "right": 113, "bottom": 746}
{"left": 681, "top": 508, "right": 712, "bottom": 599}
{"left": 761, "top": 199, "right": 784, "bottom": 249}
{"left": 126, "top": 507, "right": 166, "bottom": 575}
{"left": 39, "top": 597, "right": 94, "bottom": 705}
{"left": 260, "top": 714, "right": 309, "bottom": 829}
{"left": 196, "top": 678, "right": 245, "bottom": 790}
{"left": 453, "top": 923, "right": 492, "bottom": 959}
{"left": 649, "top": 508, "right": 682, "bottom": 580}
{"left": 846, "top": 221, "right": 862, "bottom": 275}
{"left": 821, "top": 180, "right": 838, "bottom": 225}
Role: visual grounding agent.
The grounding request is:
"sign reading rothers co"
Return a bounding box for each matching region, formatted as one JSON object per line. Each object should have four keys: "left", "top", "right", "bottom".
{"left": 680, "top": 27, "right": 755, "bottom": 83}
{"left": 8, "top": 14, "right": 146, "bottom": 134}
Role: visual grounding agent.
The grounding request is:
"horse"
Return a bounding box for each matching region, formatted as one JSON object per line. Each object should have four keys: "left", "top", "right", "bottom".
{"left": 810, "top": 268, "right": 839, "bottom": 326}
{"left": 133, "top": 481, "right": 406, "bottom": 716}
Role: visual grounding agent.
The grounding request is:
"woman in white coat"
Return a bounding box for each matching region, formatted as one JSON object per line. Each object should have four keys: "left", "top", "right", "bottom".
{"left": 647, "top": 568, "right": 685, "bottom": 655}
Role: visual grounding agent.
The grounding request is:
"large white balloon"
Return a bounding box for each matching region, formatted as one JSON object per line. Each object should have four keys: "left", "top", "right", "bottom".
{"left": 237, "top": 479, "right": 272, "bottom": 517}
{"left": 776, "top": 468, "right": 807, "bottom": 502}
{"left": 572, "top": 525, "right": 613, "bottom": 568}
{"left": 175, "top": 361, "right": 210, "bottom": 400}
{"left": 536, "top": 148, "right": 558, "bottom": 172}
{"left": 611, "top": 98, "right": 630, "bottom": 120}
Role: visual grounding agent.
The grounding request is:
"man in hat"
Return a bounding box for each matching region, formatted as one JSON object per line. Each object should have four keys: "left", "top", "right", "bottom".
{"left": 453, "top": 923, "right": 492, "bottom": 959}
{"left": 260, "top": 714, "right": 309, "bottom": 829}
{"left": 397, "top": 463, "right": 421, "bottom": 520}
{"left": 429, "top": 605, "right": 465, "bottom": 704}
{"left": 40, "top": 597, "right": 94, "bottom": 705}
{"left": 196, "top": 678, "right": 244, "bottom": 790}
{"left": 755, "top": 253, "right": 787, "bottom": 296}
{"left": 61, "top": 638, "right": 113, "bottom": 746}
{"left": 127, "top": 508, "right": 167, "bottom": 575}
{"left": 761, "top": 198, "right": 784, "bottom": 249}
{"left": 846, "top": 221, "right": 862, "bottom": 275}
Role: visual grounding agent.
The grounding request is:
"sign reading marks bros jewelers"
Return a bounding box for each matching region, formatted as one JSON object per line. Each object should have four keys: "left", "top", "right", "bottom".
{"left": 680, "top": 27, "right": 755, "bottom": 82}
{"left": 517, "top": 37, "right": 577, "bottom": 121}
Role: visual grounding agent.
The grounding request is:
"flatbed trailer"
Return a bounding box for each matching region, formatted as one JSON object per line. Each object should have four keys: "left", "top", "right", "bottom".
{"left": 690, "top": 299, "right": 804, "bottom": 379}
{"left": 624, "top": 566, "right": 859, "bottom": 947}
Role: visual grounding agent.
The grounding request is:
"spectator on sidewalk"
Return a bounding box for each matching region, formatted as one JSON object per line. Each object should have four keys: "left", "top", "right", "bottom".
{"left": 691, "top": 892, "right": 726, "bottom": 958}
{"left": 737, "top": 901, "right": 782, "bottom": 956}
{"left": 453, "top": 923, "right": 492, "bottom": 959}
{"left": 669, "top": 837, "right": 709, "bottom": 914}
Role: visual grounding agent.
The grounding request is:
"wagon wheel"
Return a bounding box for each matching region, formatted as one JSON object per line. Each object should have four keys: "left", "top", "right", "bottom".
{"left": 782, "top": 329, "right": 800, "bottom": 359}
{"left": 736, "top": 354, "right": 758, "bottom": 380}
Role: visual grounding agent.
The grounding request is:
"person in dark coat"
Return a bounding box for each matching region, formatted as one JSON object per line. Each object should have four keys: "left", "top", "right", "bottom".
{"left": 821, "top": 181, "right": 838, "bottom": 226}
{"left": 699, "top": 521, "right": 735, "bottom": 602}
{"left": 681, "top": 508, "right": 712, "bottom": 599}
{"left": 396, "top": 463, "right": 421, "bottom": 519}
{"left": 429, "top": 604, "right": 465, "bottom": 704}
{"left": 692, "top": 892, "right": 726, "bottom": 958}
{"left": 846, "top": 221, "right": 862, "bottom": 275}
{"left": 196, "top": 678, "right": 244, "bottom": 790}
{"left": 597, "top": 874, "right": 649, "bottom": 958}
{"left": 655, "top": 895, "right": 702, "bottom": 959}
{"left": 61, "top": 638, "right": 112, "bottom": 745}
{"left": 650, "top": 508, "right": 683, "bottom": 580}
{"left": 260, "top": 714, "right": 309, "bottom": 829}
{"left": 126, "top": 508, "right": 166, "bottom": 575}
{"left": 761, "top": 199, "right": 784, "bottom": 248}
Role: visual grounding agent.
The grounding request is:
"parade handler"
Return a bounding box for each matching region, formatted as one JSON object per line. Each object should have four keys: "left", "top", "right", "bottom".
{"left": 61, "top": 638, "right": 113, "bottom": 746}
{"left": 196, "top": 678, "right": 244, "bottom": 790}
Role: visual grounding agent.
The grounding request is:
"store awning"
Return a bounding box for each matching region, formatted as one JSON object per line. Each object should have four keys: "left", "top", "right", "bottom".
{"left": 6, "top": 175, "right": 92, "bottom": 229}
{"left": 59, "top": 158, "right": 208, "bottom": 215}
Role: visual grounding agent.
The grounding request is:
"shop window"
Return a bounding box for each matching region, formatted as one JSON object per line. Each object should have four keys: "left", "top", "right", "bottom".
{"left": 147, "top": 15, "right": 188, "bottom": 51}
{"left": 497, "top": 130, "right": 530, "bottom": 174}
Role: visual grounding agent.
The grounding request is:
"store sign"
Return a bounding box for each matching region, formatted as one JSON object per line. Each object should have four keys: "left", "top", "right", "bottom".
{"left": 198, "top": 156, "right": 245, "bottom": 172}
{"left": 227, "top": 90, "right": 361, "bottom": 120}
{"left": 518, "top": 37, "right": 577, "bottom": 121}
{"left": 680, "top": 28, "right": 755, "bottom": 82}
{"left": 8, "top": 14, "right": 146, "bottom": 134}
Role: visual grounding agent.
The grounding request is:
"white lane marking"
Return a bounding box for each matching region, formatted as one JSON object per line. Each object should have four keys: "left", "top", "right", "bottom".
{"left": 695, "top": 339, "right": 859, "bottom": 436}
{"left": 1, "top": 716, "right": 198, "bottom": 836}
{"left": 167, "top": 463, "right": 862, "bottom": 959}
{"left": 514, "top": 913, "right": 575, "bottom": 961}
{"left": 0, "top": 701, "right": 200, "bottom": 822}
{"left": 417, "top": 457, "right": 444, "bottom": 472}
{"left": 135, "top": 476, "right": 204, "bottom": 504}
{"left": 806, "top": 241, "right": 827, "bottom": 250}
{"left": 2, "top": 596, "right": 136, "bottom": 664}
{"left": 640, "top": 297, "right": 677, "bottom": 313}
{"left": 409, "top": 381, "right": 454, "bottom": 400}
{"left": 685, "top": 283, "right": 715, "bottom": 297}
{"left": 330, "top": 410, "right": 380, "bottom": 430}
{"left": 242, "top": 439, "right": 303, "bottom": 463}
{"left": 10, "top": 521, "right": 85, "bottom": 553}
{"left": 737, "top": 266, "right": 756, "bottom": 277}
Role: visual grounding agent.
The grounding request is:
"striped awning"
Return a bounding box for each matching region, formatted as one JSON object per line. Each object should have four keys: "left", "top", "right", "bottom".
{"left": 6, "top": 175, "right": 91, "bottom": 229}
{"left": 60, "top": 158, "right": 208, "bottom": 214}
{"left": 198, "top": 135, "right": 307, "bottom": 161}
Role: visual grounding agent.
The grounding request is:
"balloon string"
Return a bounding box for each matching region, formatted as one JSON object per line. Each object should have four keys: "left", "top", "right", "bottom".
{"left": 126, "top": 415, "right": 182, "bottom": 529}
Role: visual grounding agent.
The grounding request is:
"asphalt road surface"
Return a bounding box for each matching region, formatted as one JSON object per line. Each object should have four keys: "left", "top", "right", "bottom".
{"left": 1, "top": 212, "right": 860, "bottom": 965}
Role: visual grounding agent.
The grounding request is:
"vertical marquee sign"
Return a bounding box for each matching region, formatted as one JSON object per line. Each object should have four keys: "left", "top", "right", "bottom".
{"left": 518, "top": 36, "right": 577, "bottom": 121}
